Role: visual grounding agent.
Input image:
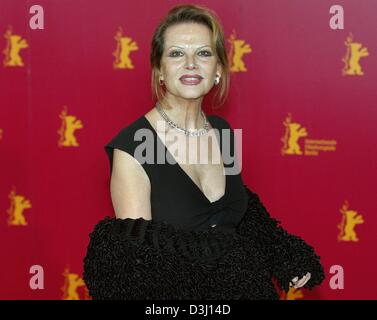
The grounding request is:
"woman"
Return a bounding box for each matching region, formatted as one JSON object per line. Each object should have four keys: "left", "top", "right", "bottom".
{"left": 83, "top": 4, "right": 325, "bottom": 300}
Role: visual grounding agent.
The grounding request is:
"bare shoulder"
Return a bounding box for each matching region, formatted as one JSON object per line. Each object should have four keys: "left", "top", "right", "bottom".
{"left": 110, "top": 148, "right": 152, "bottom": 220}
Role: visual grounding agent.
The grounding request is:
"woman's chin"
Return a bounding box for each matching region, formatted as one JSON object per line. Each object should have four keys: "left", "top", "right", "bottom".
{"left": 175, "top": 89, "right": 209, "bottom": 100}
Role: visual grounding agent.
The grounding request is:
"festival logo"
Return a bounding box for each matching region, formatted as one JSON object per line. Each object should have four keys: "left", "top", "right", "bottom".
{"left": 337, "top": 200, "right": 364, "bottom": 242}
{"left": 228, "top": 30, "right": 252, "bottom": 72}
{"left": 61, "top": 267, "right": 90, "bottom": 300}
{"left": 281, "top": 113, "right": 337, "bottom": 156}
{"left": 57, "top": 106, "right": 83, "bottom": 147}
{"left": 7, "top": 187, "right": 32, "bottom": 226}
{"left": 3, "top": 26, "right": 28, "bottom": 67}
{"left": 342, "top": 33, "right": 369, "bottom": 76}
{"left": 113, "top": 26, "right": 139, "bottom": 69}
{"left": 280, "top": 287, "right": 304, "bottom": 300}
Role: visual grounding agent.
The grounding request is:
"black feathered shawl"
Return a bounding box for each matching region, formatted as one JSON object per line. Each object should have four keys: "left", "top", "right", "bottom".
{"left": 83, "top": 185, "right": 325, "bottom": 300}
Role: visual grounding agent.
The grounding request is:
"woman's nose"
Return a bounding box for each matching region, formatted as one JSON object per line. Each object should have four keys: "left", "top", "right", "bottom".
{"left": 185, "top": 61, "right": 198, "bottom": 70}
{"left": 185, "top": 56, "right": 198, "bottom": 70}
{"left": 185, "top": 64, "right": 196, "bottom": 70}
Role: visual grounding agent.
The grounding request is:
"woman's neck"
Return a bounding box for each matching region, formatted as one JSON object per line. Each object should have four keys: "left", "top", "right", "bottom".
{"left": 158, "top": 96, "right": 205, "bottom": 130}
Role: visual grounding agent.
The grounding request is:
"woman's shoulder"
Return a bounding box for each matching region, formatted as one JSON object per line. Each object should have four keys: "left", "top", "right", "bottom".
{"left": 104, "top": 115, "right": 152, "bottom": 174}
{"left": 104, "top": 114, "right": 151, "bottom": 156}
{"left": 207, "top": 114, "right": 233, "bottom": 131}
{"left": 106, "top": 114, "right": 148, "bottom": 142}
{"left": 112, "top": 114, "right": 148, "bottom": 137}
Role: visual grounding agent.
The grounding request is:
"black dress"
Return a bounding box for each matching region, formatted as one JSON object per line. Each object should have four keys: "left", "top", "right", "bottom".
{"left": 83, "top": 114, "right": 325, "bottom": 300}
{"left": 104, "top": 114, "right": 248, "bottom": 231}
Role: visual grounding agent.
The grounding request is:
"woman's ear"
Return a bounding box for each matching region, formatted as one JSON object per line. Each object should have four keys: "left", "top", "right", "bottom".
{"left": 216, "top": 63, "right": 222, "bottom": 78}
{"left": 158, "top": 68, "right": 164, "bottom": 80}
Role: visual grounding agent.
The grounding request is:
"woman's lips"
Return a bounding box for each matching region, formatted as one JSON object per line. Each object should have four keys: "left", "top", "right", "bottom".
{"left": 179, "top": 77, "right": 203, "bottom": 85}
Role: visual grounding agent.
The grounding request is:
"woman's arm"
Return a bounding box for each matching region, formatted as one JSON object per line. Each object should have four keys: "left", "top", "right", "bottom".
{"left": 90, "top": 147, "right": 241, "bottom": 299}
{"left": 110, "top": 148, "right": 152, "bottom": 220}
{"left": 236, "top": 185, "right": 325, "bottom": 292}
{"left": 83, "top": 216, "right": 240, "bottom": 299}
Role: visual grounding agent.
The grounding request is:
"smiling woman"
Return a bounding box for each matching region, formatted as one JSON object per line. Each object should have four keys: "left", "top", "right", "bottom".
{"left": 83, "top": 3, "right": 325, "bottom": 300}
{"left": 150, "top": 5, "right": 230, "bottom": 108}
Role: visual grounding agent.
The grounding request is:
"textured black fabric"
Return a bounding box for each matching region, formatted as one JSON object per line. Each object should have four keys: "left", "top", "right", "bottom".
{"left": 83, "top": 184, "right": 325, "bottom": 300}
{"left": 237, "top": 185, "right": 325, "bottom": 293}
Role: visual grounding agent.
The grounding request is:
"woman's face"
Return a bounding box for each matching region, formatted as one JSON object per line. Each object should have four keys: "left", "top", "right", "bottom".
{"left": 159, "top": 22, "right": 221, "bottom": 101}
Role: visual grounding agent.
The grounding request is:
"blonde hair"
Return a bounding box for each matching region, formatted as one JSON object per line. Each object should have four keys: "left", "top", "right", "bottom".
{"left": 150, "top": 4, "right": 230, "bottom": 109}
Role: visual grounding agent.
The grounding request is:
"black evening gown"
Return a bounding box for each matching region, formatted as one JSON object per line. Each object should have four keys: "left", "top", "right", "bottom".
{"left": 83, "top": 114, "right": 325, "bottom": 299}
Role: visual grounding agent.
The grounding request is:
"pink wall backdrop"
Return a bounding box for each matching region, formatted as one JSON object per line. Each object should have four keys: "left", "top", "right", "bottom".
{"left": 1, "top": 0, "right": 376, "bottom": 299}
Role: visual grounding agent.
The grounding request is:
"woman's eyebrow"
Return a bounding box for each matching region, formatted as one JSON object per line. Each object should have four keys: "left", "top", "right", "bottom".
{"left": 167, "top": 45, "right": 212, "bottom": 50}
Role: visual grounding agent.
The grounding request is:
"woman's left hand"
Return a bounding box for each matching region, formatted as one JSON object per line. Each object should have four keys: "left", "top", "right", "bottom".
{"left": 290, "top": 272, "right": 311, "bottom": 289}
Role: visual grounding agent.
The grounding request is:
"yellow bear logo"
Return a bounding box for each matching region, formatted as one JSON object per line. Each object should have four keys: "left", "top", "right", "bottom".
{"left": 342, "top": 33, "right": 369, "bottom": 76}
{"left": 61, "top": 268, "right": 89, "bottom": 300}
{"left": 113, "top": 27, "right": 139, "bottom": 69}
{"left": 7, "top": 188, "right": 32, "bottom": 226}
{"left": 3, "top": 26, "right": 28, "bottom": 67}
{"left": 57, "top": 106, "right": 83, "bottom": 147}
{"left": 281, "top": 113, "right": 308, "bottom": 155}
{"left": 280, "top": 287, "right": 304, "bottom": 300}
{"left": 228, "top": 30, "right": 252, "bottom": 72}
{"left": 338, "top": 200, "right": 364, "bottom": 242}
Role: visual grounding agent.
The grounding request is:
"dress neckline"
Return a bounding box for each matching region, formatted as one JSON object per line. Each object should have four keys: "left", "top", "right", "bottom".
{"left": 141, "top": 114, "right": 227, "bottom": 205}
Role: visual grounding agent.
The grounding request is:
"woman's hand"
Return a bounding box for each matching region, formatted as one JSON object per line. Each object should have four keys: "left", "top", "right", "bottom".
{"left": 290, "top": 272, "right": 311, "bottom": 289}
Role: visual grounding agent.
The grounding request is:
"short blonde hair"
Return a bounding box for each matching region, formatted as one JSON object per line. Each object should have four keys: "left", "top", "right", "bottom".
{"left": 150, "top": 4, "right": 230, "bottom": 109}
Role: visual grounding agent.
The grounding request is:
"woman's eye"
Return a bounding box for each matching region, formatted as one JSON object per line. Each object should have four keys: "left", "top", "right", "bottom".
{"left": 168, "top": 50, "right": 212, "bottom": 57}
{"left": 169, "top": 51, "right": 182, "bottom": 57}
{"left": 199, "top": 50, "right": 212, "bottom": 56}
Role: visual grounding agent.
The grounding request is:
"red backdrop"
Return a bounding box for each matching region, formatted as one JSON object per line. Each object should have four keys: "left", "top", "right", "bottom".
{"left": 1, "top": 0, "right": 376, "bottom": 300}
